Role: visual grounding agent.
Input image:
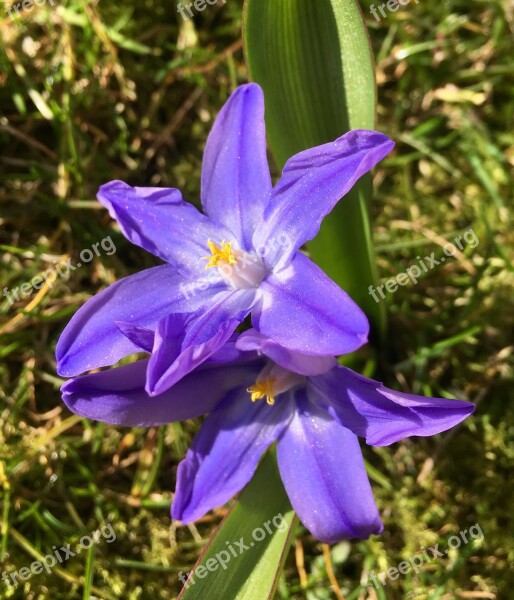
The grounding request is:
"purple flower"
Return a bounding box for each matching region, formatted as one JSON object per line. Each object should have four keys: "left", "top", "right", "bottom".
{"left": 55, "top": 83, "right": 394, "bottom": 395}
{"left": 61, "top": 329, "right": 474, "bottom": 544}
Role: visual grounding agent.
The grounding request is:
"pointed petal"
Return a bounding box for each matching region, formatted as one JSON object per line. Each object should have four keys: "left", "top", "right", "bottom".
{"left": 236, "top": 329, "right": 336, "bottom": 376}
{"left": 201, "top": 84, "right": 272, "bottom": 249}
{"left": 146, "top": 289, "right": 258, "bottom": 395}
{"left": 61, "top": 360, "right": 262, "bottom": 427}
{"left": 252, "top": 252, "right": 369, "bottom": 356}
{"left": 98, "top": 180, "right": 232, "bottom": 277}
{"left": 253, "top": 130, "right": 394, "bottom": 270}
{"left": 56, "top": 265, "right": 217, "bottom": 377}
{"left": 172, "top": 387, "right": 293, "bottom": 523}
{"left": 277, "top": 390, "right": 382, "bottom": 543}
{"left": 311, "top": 367, "right": 475, "bottom": 446}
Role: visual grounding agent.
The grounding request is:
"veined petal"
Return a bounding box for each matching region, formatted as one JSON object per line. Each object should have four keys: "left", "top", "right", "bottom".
{"left": 277, "top": 390, "right": 382, "bottom": 543}
{"left": 236, "top": 329, "right": 336, "bottom": 376}
{"left": 253, "top": 130, "right": 394, "bottom": 270}
{"left": 311, "top": 366, "right": 475, "bottom": 447}
{"left": 98, "top": 180, "right": 233, "bottom": 277}
{"left": 146, "top": 289, "right": 258, "bottom": 396}
{"left": 56, "top": 265, "right": 216, "bottom": 377}
{"left": 61, "top": 359, "right": 262, "bottom": 427}
{"left": 252, "top": 252, "right": 369, "bottom": 356}
{"left": 172, "top": 387, "right": 293, "bottom": 524}
{"left": 201, "top": 84, "right": 272, "bottom": 250}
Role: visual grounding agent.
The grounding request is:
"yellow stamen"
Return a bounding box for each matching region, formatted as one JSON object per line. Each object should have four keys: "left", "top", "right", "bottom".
{"left": 247, "top": 377, "right": 276, "bottom": 406}
{"left": 202, "top": 240, "right": 238, "bottom": 269}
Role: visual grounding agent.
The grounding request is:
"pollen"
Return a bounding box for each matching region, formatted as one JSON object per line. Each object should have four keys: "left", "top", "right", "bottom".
{"left": 247, "top": 377, "right": 276, "bottom": 406}
{"left": 202, "top": 240, "right": 238, "bottom": 269}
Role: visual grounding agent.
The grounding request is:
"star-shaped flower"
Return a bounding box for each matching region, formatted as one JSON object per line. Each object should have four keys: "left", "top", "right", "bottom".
{"left": 61, "top": 328, "right": 474, "bottom": 543}
{"left": 56, "top": 84, "right": 394, "bottom": 397}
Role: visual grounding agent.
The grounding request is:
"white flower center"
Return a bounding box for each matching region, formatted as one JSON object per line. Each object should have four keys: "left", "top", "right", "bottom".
{"left": 202, "top": 240, "right": 267, "bottom": 290}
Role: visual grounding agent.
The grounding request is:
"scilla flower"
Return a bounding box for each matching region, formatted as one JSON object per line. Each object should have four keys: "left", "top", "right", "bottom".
{"left": 61, "top": 329, "right": 474, "bottom": 543}
{"left": 56, "top": 83, "right": 394, "bottom": 396}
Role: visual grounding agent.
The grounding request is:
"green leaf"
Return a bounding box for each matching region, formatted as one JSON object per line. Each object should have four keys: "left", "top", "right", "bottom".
{"left": 178, "top": 452, "right": 297, "bottom": 600}
{"left": 244, "top": 0, "right": 386, "bottom": 338}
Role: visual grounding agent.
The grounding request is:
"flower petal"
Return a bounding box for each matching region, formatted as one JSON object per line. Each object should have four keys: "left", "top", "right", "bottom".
{"left": 277, "top": 390, "right": 382, "bottom": 543}
{"left": 172, "top": 387, "right": 293, "bottom": 524}
{"left": 115, "top": 322, "right": 154, "bottom": 353}
{"left": 311, "top": 366, "right": 475, "bottom": 446}
{"left": 98, "top": 180, "right": 232, "bottom": 277}
{"left": 56, "top": 265, "right": 215, "bottom": 377}
{"left": 201, "top": 84, "right": 272, "bottom": 249}
{"left": 236, "top": 329, "right": 337, "bottom": 376}
{"left": 252, "top": 252, "right": 369, "bottom": 356}
{"left": 61, "top": 359, "right": 262, "bottom": 427}
{"left": 146, "top": 289, "right": 258, "bottom": 395}
{"left": 208, "top": 336, "right": 259, "bottom": 364}
{"left": 254, "top": 130, "right": 394, "bottom": 270}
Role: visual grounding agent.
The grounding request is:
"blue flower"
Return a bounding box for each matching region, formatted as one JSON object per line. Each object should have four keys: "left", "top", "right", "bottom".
{"left": 61, "top": 329, "right": 474, "bottom": 544}
{"left": 56, "top": 83, "right": 394, "bottom": 396}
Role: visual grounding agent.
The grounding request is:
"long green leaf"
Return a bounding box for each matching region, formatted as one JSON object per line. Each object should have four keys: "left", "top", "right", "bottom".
{"left": 178, "top": 452, "right": 296, "bottom": 600}
{"left": 244, "top": 0, "right": 386, "bottom": 337}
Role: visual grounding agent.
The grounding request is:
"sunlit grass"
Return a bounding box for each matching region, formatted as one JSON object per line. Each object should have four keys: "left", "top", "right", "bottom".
{"left": 0, "top": 0, "right": 513, "bottom": 598}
